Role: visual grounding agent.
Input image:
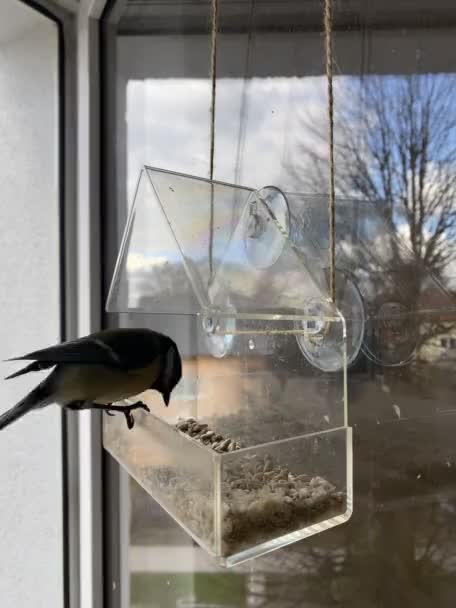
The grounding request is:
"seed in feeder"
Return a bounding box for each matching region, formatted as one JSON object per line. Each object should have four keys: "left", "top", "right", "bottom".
{"left": 200, "top": 431, "right": 215, "bottom": 441}
{"left": 275, "top": 480, "right": 290, "bottom": 489}
{"left": 310, "top": 476, "right": 326, "bottom": 487}
{"left": 223, "top": 518, "right": 233, "bottom": 536}
{"left": 263, "top": 457, "right": 273, "bottom": 472}
{"left": 298, "top": 487, "right": 311, "bottom": 499}
{"left": 150, "top": 424, "right": 345, "bottom": 560}
{"left": 176, "top": 420, "right": 189, "bottom": 431}
{"left": 195, "top": 423, "right": 208, "bottom": 434}
{"left": 307, "top": 486, "right": 329, "bottom": 506}
{"left": 218, "top": 438, "right": 231, "bottom": 452}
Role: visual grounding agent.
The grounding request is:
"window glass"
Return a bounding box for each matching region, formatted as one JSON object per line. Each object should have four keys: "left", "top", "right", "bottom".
{"left": 103, "top": 2, "right": 456, "bottom": 606}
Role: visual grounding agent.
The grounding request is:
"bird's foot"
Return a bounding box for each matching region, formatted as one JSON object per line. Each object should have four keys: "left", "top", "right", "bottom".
{"left": 67, "top": 401, "right": 149, "bottom": 431}
{"left": 110, "top": 401, "right": 150, "bottom": 430}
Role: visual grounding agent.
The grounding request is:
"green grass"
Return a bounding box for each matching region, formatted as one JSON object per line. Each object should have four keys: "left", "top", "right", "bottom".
{"left": 131, "top": 572, "right": 246, "bottom": 608}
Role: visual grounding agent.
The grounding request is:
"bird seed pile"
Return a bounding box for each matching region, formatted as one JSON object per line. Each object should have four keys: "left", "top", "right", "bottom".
{"left": 175, "top": 417, "right": 244, "bottom": 452}
{"left": 146, "top": 417, "right": 346, "bottom": 557}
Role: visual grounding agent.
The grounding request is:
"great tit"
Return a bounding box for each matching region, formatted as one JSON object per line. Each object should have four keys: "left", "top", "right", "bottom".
{"left": 0, "top": 328, "right": 182, "bottom": 431}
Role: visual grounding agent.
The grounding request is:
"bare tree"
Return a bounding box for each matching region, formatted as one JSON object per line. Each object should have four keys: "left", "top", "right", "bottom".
{"left": 292, "top": 73, "right": 456, "bottom": 287}
{"left": 284, "top": 74, "right": 456, "bottom": 362}
{"left": 341, "top": 75, "right": 455, "bottom": 277}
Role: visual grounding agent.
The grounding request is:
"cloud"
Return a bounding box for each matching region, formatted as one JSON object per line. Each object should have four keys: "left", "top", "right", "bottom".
{"left": 126, "top": 253, "right": 168, "bottom": 273}
{"left": 124, "top": 75, "right": 330, "bottom": 205}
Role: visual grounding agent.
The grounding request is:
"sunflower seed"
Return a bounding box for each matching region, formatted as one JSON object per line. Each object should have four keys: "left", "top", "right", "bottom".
{"left": 218, "top": 439, "right": 231, "bottom": 452}
{"left": 200, "top": 431, "right": 215, "bottom": 441}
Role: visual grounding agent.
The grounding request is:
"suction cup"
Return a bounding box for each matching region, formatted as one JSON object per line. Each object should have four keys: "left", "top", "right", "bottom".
{"left": 202, "top": 315, "right": 236, "bottom": 358}
{"left": 244, "top": 186, "right": 290, "bottom": 269}
{"left": 295, "top": 269, "right": 366, "bottom": 372}
{"left": 362, "top": 300, "right": 418, "bottom": 367}
{"left": 333, "top": 269, "right": 365, "bottom": 368}
{"left": 294, "top": 298, "right": 341, "bottom": 373}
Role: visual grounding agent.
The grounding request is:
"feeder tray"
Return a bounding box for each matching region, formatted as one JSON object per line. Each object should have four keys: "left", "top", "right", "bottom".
{"left": 104, "top": 166, "right": 352, "bottom": 566}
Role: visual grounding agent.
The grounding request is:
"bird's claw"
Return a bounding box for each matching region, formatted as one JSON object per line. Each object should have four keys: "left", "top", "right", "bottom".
{"left": 121, "top": 401, "right": 150, "bottom": 430}
{"left": 125, "top": 411, "right": 135, "bottom": 429}
{"left": 100, "top": 401, "right": 149, "bottom": 429}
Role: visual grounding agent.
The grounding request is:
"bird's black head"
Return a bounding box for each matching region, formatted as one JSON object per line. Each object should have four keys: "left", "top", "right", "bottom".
{"left": 151, "top": 337, "right": 182, "bottom": 406}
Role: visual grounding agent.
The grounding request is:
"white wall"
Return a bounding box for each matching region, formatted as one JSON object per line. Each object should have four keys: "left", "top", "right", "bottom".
{"left": 0, "top": 3, "right": 63, "bottom": 607}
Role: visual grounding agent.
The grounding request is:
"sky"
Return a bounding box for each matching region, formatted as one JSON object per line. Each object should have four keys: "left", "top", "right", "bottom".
{"left": 124, "top": 76, "right": 330, "bottom": 204}
{"left": 117, "top": 71, "right": 456, "bottom": 303}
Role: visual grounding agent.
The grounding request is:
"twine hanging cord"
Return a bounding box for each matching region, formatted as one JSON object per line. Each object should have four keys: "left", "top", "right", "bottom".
{"left": 209, "top": 0, "right": 219, "bottom": 181}
{"left": 208, "top": 0, "right": 219, "bottom": 280}
{"left": 324, "top": 0, "right": 337, "bottom": 303}
{"left": 208, "top": 0, "right": 336, "bottom": 302}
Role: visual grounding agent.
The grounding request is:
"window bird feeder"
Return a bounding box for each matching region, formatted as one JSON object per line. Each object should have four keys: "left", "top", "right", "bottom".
{"left": 278, "top": 192, "right": 456, "bottom": 369}
{"left": 104, "top": 166, "right": 352, "bottom": 567}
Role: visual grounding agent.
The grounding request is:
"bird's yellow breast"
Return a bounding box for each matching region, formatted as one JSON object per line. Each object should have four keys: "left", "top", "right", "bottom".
{"left": 55, "top": 359, "right": 161, "bottom": 404}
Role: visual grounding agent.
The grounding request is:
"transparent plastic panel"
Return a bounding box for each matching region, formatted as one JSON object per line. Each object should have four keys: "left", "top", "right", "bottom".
{"left": 107, "top": 168, "right": 341, "bottom": 323}
{"left": 104, "top": 408, "right": 218, "bottom": 555}
{"left": 218, "top": 427, "right": 352, "bottom": 566}
{"left": 106, "top": 169, "right": 197, "bottom": 313}
{"left": 206, "top": 190, "right": 337, "bottom": 321}
{"left": 283, "top": 193, "right": 456, "bottom": 367}
{"left": 107, "top": 167, "right": 253, "bottom": 315}
{"left": 105, "top": 167, "right": 352, "bottom": 564}
{"left": 195, "top": 318, "right": 347, "bottom": 436}
{"left": 103, "top": 307, "right": 349, "bottom": 566}
{"left": 104, "top": 410, "right": 352, "bottom": 567}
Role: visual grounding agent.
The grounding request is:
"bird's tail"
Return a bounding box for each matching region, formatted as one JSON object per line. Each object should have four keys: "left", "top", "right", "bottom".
{"left": 0, "top": 382, "right": 51, "bottom": 430}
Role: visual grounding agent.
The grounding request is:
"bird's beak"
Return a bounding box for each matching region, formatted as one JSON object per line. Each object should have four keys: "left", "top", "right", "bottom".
{"left": 162, "top": 392, "right": 170, "bottom": 407}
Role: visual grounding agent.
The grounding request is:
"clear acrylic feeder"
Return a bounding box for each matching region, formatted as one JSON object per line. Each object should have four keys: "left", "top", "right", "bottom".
{"left": 104, "top": 167, "right": 352, "bottom": 567}
{"left": 280, "top": 193, "right": 456, "bottom": 368}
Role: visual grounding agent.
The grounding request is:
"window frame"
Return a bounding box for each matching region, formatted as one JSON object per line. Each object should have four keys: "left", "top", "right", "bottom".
{"left": 99, "top": 6, "right": 131, "bottom": 608}
{"left": 12, "top": 1, "right": 78, "bottom": 608}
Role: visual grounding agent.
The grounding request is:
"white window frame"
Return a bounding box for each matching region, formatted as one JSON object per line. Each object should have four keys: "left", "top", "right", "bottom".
{"left": 32, "top": 2, "right": 109, "bottom": 608}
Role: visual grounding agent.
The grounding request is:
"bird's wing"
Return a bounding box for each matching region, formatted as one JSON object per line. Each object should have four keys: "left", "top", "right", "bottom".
{"left": 7, "top": 335, "right": 124, "bottom": 368}
{"left": 5, "top": 360, "right": 55, "bottom": 380}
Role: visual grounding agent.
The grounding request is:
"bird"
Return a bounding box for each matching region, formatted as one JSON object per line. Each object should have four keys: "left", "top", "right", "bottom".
{"left": 0, "top": 328, "right": 182, "bottom": 431}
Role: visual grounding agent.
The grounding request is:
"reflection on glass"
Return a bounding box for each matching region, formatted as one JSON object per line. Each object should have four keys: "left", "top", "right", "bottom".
{"left": 102, "top": 0, "right": 456, "bottom": 605}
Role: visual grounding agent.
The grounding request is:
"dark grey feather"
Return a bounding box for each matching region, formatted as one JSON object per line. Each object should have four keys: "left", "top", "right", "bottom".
{"left": 5, "top": 360, "right": 54, "bottom": 380}
{"left": 7, "top": 333, "right": 123, "bottom": 368}
{"left": 6, "top": 328, "right": 179, "bottom": 371}
{"left": 0, "top": 382, "right": 51, "bottom": 430}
